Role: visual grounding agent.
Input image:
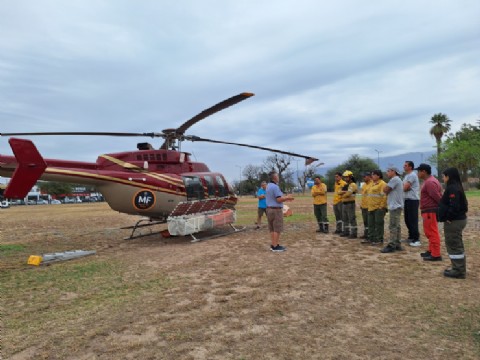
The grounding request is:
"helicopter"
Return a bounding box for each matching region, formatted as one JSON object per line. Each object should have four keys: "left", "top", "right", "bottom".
{"left": 0, "top": 92, "right": 318, "bottom": 240}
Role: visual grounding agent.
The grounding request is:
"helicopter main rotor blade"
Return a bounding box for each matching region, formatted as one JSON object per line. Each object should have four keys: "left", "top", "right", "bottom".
{"left": 160, "top": 92, "right": 254, "bottom": 149}
{"left": 176, "top": 92, "right": 254, "bottom": 134}
{"left": 185, "top": 135, "right": 319, "bottom": 165}
{"left": 0, "top": 132, "right": 165, "bottom": 138}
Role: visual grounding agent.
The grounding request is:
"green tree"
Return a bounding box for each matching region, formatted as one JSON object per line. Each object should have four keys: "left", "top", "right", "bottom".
{"left": 325, "top": 155, "right": 377, "bottom": 190}
{"left": 241, "top": 164, "right": 265, "bottom": 195}
{"left": 438, "top": 123, "right": 480, "bottom": 182}
{"left": 429, "top": 113, "right": 452, "bottom": 175}
{"left": 38, "top": 181, "right": 73, "bottom": 197}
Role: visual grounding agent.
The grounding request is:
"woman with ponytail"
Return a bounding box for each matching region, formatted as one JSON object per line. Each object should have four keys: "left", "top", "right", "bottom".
{"left": 438, "top": 167, "right": 468, "bottom": 279}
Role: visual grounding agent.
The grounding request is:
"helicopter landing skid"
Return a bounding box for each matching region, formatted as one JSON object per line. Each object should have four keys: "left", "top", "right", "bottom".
{"left": 189, "top": 223, "right": 246, "bottom": 243}
{"left": 122, "top": 218, "right": 167, "bottom": 240}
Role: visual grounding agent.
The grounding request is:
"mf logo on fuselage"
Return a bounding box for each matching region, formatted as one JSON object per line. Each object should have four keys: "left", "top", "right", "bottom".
{"left": 133, "top": 190, "right": 156, "bottom": 210}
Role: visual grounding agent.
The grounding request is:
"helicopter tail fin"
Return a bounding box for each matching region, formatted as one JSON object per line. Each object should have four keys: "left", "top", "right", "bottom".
{"left": 4, "top": 138, "right": 47, "bottom": 198}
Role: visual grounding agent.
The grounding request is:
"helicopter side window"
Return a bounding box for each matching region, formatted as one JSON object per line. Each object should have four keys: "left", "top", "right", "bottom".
{"left": 203, "top": 175, "right": 215, "bottom": 197}
{"left": 183, "top": 176, "right": 205, "bottom": 201}
{"left": 215, "top": 176, "right": 226, "bottom": 197}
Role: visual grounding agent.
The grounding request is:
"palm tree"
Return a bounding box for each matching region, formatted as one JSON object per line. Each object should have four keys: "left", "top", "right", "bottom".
{"left": 429, "top": 113, "right": 452, "bottom": 175}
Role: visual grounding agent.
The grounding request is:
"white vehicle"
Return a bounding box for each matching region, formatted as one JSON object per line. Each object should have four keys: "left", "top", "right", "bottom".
{"left": 51, "top": 199, "right": 62, "bottom": 204}
{"left": 1, "top": 200, "right": 10, "bottom": 208}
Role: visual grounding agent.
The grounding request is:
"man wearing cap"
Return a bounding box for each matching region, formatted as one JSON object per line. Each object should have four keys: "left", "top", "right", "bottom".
{"left": 339, "top": 170, "right": 358, "bottom": 238}
{"left": 381, "top": 167, "right": 404, "bottom": 253}
{"left": 403, "top": 161, "right": 421, "bottom": 246}
{"left": 360, "top": 172, "right": 373, "bottom": 240}
{"left": 415, "top": 163, "right": 443, "bottom": 261}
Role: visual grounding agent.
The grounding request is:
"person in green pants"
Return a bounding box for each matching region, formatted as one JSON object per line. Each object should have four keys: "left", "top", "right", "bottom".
{"left": 438, "top": 167, "right": 468, "bottom": 279}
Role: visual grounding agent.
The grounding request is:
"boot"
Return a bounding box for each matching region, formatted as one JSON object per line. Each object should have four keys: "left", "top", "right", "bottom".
{"left": 340, "top": 228, "right": 350, "bottom": 237}
{"left": 349, "top": 227, "right": 357, "bottom": 239}
{"left": 335, "top": 222, "right": 342, "bottom": 234}
{"left": 445, "top": 257, "right": 466, "bottom": 279}
{"left": 361, "top": 227, "right": 368, "bottom": 239}
{"left": 316, "top": 223, "right": 323, "bottom": 233}
{"left": 323, "top": 223, "right": 329, "bottom": 233}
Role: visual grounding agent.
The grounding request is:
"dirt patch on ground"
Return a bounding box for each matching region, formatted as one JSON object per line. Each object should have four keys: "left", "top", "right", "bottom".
{"left": 1, "top": 197, "right": 480, "bottom": 359}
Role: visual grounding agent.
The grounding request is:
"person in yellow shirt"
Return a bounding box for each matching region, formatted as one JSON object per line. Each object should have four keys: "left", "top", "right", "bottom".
{"left": 311, "top": 176, "right": 328, "bottom": 233}
{"left": 364, "top": 169, "right": 387, "bottom": 245}
{"left": 339, "top": 170, "right": 358, "bottom": 238}
{"left": 333, "top": 172, "right": 347, "bottom": 234}
{"left": 360, "top": 172, "right": 373, "bottom": 240}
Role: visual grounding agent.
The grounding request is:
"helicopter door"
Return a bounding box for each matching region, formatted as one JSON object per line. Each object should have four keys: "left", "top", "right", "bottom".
{"left": 203, "top": 175, "right": 215, "bottom": 197}
{"left": 215, "top": 175, "right": 227, "bottom": 197}
{"left": 182, "top": 176, "right": 205, "bottom": 201}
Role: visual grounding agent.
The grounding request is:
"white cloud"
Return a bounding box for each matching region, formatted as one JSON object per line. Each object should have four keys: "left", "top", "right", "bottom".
{"left": 1, "top": 1, "right": 479, "bottom": 183}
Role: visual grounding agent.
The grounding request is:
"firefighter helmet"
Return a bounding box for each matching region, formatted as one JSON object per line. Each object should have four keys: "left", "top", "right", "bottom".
{"left": 342, "top": 170, "right": 353, "bottom": 177}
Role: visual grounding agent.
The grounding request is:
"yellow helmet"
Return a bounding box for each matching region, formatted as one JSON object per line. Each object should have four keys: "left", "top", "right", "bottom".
{"left": 342, "top": 170, "right": 353, "bottom": 177}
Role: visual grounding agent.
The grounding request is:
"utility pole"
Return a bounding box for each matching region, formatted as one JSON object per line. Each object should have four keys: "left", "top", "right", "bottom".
{"left": 235, "top": 165, "right": 242, "bottom": 195}
{"left": 374, "top": 149, "right": 382, "bottom": 169}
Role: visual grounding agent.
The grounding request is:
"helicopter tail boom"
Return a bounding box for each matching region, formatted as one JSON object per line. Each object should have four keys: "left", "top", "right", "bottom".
{"left": 4, "top": 138, "right": 47, "bottom": 198}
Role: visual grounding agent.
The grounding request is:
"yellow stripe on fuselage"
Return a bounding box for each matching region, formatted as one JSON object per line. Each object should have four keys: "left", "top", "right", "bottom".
{"left": 45, "top": 168, "right": 186, "bottom": 196}
{"left": 100, "top": 155, "right": 184, "bottom": 186}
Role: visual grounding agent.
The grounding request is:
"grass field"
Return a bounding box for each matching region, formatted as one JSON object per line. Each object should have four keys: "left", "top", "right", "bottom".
{"left": 1, "top": 194, "right": 479, "bottom": 359}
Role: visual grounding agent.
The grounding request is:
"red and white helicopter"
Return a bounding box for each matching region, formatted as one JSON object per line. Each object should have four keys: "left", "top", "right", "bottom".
{"left": 0, "top": 93, "right": 318, "bottom": 240}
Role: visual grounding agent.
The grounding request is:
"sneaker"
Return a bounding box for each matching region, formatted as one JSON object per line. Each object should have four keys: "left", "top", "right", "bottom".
{"left": 271, "top": 245, "right": 287, "bottom": 252}
{"left": 409, "top": 241, "right": 421, "bottom": 247}
{"left": 420, "top": 251, "right": 431, "bottom": 258}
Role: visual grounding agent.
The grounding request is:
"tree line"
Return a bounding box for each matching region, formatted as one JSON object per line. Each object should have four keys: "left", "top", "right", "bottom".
{"left": 429, "top": 113, "right": 480, "bottom": 182}
{"left": 238, "top": 113, "right": 480, "bottom": 194}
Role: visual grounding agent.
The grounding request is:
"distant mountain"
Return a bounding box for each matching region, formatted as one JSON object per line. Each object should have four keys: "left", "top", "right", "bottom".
{"left": 301, "top": 151, "right": 436, "bottom": 178}
{"left": 376, "top": 151, "right": 436, "bottom": 173}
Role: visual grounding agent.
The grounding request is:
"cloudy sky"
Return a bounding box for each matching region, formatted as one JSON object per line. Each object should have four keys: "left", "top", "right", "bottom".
{"left": 1, "top": 1, "right": 479, "bottom": 184}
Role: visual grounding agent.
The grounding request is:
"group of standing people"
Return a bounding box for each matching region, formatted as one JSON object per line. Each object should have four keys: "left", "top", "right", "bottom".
{"left": 256, "top": 164, "right": 469, "bottom": 278}
{"left": 310, "top": 162, "right": 469, "bottom": 279}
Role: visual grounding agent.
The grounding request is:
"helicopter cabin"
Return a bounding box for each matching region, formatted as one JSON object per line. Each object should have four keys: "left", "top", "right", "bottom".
{"left": 182, "top": 173, "right": 230, "bottom": 201}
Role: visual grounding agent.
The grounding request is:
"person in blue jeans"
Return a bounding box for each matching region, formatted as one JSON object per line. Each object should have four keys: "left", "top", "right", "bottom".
{"left": 255, "top": 181, "right": 267, "bottom": 229}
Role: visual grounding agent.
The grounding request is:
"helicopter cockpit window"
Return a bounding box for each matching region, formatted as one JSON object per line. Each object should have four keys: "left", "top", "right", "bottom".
{"left": 183, "top": 176, "right": 205, "bottom": 200}
{"left": 215, "top": 176, "right": 226, "bottom": 197}
{"left": 203, "top": 175, "right": 215, "bottom": 197}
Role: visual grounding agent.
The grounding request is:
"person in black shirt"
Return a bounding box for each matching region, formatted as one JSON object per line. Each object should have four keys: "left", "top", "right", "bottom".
{"left": 438, "top": 167, "right": 468, "bottom": 279}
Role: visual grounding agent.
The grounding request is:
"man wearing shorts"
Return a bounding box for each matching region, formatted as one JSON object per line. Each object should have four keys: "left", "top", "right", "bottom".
{"left": 266, "top": 172, "right": 294, "bottom": 252}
